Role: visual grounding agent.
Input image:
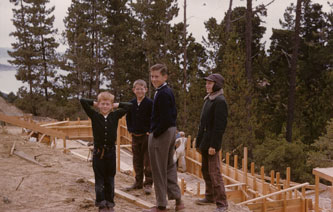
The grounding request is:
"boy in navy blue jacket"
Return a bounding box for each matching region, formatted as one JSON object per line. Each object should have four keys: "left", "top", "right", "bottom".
{"left": 80, "top": 92, "right": 132, "bottom": 212}
{"left": 143, "top": 64, "right": 184, "bottom": 212}
{"left": 125, "top": 79, "right": 153, "bottom": 194}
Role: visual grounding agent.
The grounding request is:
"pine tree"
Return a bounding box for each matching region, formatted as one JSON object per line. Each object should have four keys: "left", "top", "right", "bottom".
{"left": 62, "top": 0, "right": 107, "bottom": 99}
{"left": 8, "top": 0, "right": 59, "bottom": 114}
{"left": 28, "top": 0, "right": 59, "bottom": 101}
{"left": 221, "top": 32, "right": 257, "bottom": 156}
{"left": 8, "top": 0, "right": 38, "bottom": 96}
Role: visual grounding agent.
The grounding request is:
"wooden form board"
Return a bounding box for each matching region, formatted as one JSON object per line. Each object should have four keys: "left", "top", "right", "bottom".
{"left": 88, "top": 179, "right": 154, "bottom": 209}
{"left": 312, "top": 167, "right": 333, "bottom": 212}
{"left": 0, "top": 113, "right": 66, "bottom": 138}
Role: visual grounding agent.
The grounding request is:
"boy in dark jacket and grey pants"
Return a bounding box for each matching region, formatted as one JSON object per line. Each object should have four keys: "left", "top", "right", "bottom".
{"left": 195, "top": 73, "right": 228, "bottom": 212}
{"left": 143, "top": 64, "right": 184, "bottom": 212}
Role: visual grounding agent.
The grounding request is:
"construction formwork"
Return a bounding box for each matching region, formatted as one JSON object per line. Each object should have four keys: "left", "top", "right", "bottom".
{"left": 0, "top": 113, "right": 322, "bottom": 211}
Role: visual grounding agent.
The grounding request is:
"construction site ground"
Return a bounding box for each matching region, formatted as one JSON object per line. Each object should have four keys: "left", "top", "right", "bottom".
{"left": 0, "top": 126, "right": 251, "bottom": 212}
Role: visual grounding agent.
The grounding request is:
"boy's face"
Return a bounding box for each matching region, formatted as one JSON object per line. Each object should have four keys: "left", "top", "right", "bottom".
{"left": 133, "top": 84, "right": 147, "bottom": 100}
{"left": 151, "top": 70, "right": 167, "bottom": 89}
{"left": 206, "top": 80, "right": 214, "bottom": 94}
{"left": 97, "top": 100, "right": 112, "bottom": 116}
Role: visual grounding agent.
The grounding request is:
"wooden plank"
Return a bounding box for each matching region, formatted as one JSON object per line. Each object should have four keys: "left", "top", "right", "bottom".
{"left": 238, "top": 183, "right": 309, "bottom": 205}
{"left": 88, "top": 179, "right": 154, "bottom": 209}
{"left": 13, "top": 150, "right": 49, "bottom": 167}
{"left": 40, "top": 120, "right": 69, "bottom": 127}
{"left": 0, "top": 113, "right": 66, "bottom": 138}
{"left": 313, "top": 167, "right": 333, "bottom": 182}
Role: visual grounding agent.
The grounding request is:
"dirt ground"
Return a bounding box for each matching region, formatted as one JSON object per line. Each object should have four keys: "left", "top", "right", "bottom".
{"left": 0, "top": 127, "right": 250, "bottom": 212}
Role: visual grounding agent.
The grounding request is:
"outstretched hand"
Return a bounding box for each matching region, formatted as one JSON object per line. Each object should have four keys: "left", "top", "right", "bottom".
{"left": 113, "top": 103, "right": 119, "bottom": 109}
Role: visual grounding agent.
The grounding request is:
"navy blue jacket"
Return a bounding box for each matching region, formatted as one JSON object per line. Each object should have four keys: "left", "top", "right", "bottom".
{"left": 150, "top": 84, "right": 177, "bottom": 138}
{"left": 126, "top": 97, "right": 153, "bottom": 134}
{"left": 80, "top": 98, "right": 132, "bottom": 148}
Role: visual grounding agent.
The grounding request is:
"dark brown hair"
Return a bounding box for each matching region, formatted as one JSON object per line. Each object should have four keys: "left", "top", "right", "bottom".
{"left": 150, "top": 64, "right": 168, "bottom": 76}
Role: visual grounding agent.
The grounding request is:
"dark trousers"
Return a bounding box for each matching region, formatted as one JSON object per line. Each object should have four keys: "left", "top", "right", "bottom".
{"left": 132, "top": 134, "right": 153, "bottom": 186}
{"left": 201, "top": 151, "right": 228, "bottom": 207}
{"left": 93, "top": 147, "right": 116, "bottom": 208}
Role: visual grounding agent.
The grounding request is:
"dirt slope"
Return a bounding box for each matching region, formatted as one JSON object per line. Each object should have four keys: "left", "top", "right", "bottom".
{"left": 0, "top": 96, "right": 23, "bottom": 116}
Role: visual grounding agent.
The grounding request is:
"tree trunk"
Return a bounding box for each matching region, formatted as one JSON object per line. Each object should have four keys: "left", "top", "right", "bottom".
{"left": 286, "top": 0, "right": 302, "bottom": 142}
{"left": 245, "top": 0, "right": 252, "bottom": 83}
{"left": 225, "top": 0, "right": 233, "bottom": 33}
{"left": 183, "top": 0, "right": 187, "bottom": 126}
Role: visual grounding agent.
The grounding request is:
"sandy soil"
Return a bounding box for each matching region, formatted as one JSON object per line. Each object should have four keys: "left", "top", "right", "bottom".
{"left": 0, "top": 127, "right": 250, "bottom": 212}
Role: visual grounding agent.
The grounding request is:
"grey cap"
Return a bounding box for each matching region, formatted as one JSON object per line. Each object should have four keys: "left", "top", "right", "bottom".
{"left": 204, "top": 73, "right": 224, "bottom": 87}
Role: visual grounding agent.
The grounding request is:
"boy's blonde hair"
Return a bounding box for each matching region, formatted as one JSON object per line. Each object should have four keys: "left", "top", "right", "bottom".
{"left": 133, "top": 79, "right": 147, "bottom": 88}
{"left": 97, "top": 91, "right": 114, "bottom": 103}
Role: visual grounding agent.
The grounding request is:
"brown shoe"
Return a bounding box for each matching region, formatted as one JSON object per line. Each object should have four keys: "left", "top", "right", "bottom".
{"left": 143, "top": 185, "right": 152, "bottom": 195}
{"left": 175, "top": 202, "right": 185, "bottom": 211}
{"left": 142, "top": 206, "right": 168, "bottom": 212}
{"left": 99, "top": 207, "right": 109, "bottom": 212}
{"left": 195, "top": 198, "right": 215, "bottom": 205}
{"left": 125, "top": 182, "right": 143, "bottom": 191}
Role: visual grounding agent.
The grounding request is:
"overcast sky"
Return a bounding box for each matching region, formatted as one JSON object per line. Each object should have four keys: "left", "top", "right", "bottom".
{"left": 0, "top": 0, "right": 330, "bottom": 52}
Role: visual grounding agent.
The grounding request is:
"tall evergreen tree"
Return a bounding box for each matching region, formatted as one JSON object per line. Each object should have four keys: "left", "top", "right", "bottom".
{"left": 265, "top": 0, "right": 333, "bottom": 144}
{"left": 9, "top": 0, "right": 59, "bottom": 113}
{"left": 62, "top": 0, "right": 107, "bottom": 99}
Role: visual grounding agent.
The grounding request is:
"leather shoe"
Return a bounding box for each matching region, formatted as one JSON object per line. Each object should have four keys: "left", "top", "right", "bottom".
{"left": 142, "top": 206, "right": 168, "bottom": 212}
{"left": 195, "top": 198, "right": 215, "bottom": 205}
{"left": 143, "top": 185, "right": 152, "bottom": 195}
{"left": 213, "top": 206, "right": 228, "bottom": 212}
{"left": 175, "top": 202, "right": 185, "bottom": 211}
{"left": 125, "top": 183, "right": 143, "bottom": 191}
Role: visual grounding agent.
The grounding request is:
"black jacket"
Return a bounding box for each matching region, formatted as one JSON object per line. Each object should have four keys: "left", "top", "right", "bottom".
{"left": 195, "top": 92, "right": 228, "bottom": 152}
{"left": 126, "top": 97, "right": 153, "bottom": 134}
{"left": 150, "top": 84, "right": 177, "bottom": 138}
{"left": 80, "top": 98, "right": 132, "bottom": 147}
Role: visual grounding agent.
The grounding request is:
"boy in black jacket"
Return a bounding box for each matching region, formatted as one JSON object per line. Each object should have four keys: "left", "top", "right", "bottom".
{"left": 126, "top": 79, "right": 153, "bottom": 194}
{"left": 80, "top": 92, "right": 132, "bottom": 212}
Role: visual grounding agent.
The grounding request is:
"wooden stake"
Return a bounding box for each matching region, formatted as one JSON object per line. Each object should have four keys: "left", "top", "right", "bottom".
{"left": 243, "top": 147, "right": 248, "bottom": 184}
{"left": 226, "top": 152, "right": 230, "bottom": 176}
{"left": 286, "top": 167, "right": 291, "bottom": 198}
{"left": 197, "top": 182, "right": 200, "bottom": 196}
{"left": 234, "top": 155, "right": 238, "bottom": 180}
{"left": 10, "top": 141, "right": 16, "bottom": 156}
{"left": 181, "top": 178, "right": 185, "bottom": 195}
{"left": 270, "top": 170, "right": 275, "bottom": 185}
{"left": 315, "top": 175, "right": 319, "bottom": 212}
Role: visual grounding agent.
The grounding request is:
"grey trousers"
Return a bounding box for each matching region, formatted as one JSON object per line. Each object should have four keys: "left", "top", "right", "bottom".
{"left": 148, "top": 127, "right": 181, "bottom": 207}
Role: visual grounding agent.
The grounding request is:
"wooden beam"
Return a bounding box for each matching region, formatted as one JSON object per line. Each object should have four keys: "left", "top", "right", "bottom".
{"left": 88, "top": 179, "right": 154, "bottom": 209}
{"left": 0, "top": 113, "right": 66, "bottom": 138}
{"left": 238, "top": 183, "right": 309, "bottom": 205}
{"left": 13, "top": 150, "right": 49, "bottom": 167}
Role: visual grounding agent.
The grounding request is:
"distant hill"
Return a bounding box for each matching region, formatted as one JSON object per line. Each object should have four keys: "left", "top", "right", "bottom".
{"left": 0, "top": 47, "right": 11, "bottom": 66}
{"left": 0, "top": 63, "right": 15, "bottom": 71}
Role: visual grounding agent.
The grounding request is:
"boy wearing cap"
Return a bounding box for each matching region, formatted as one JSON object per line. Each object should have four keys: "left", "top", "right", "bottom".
{"left": 195, "top": 73, "right": 228, "bottom": 212}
